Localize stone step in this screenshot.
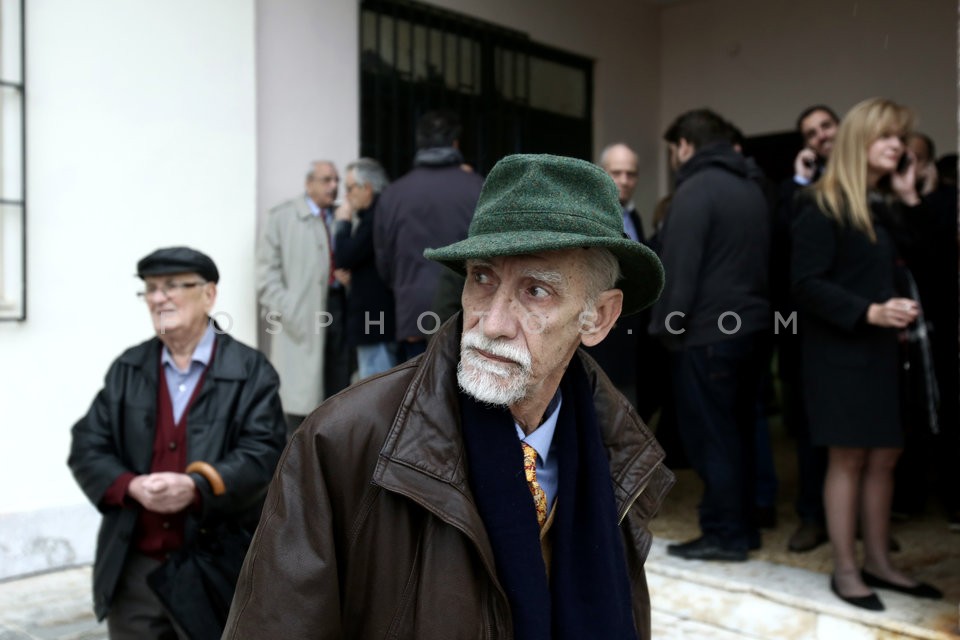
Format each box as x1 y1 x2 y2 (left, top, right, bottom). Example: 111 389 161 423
2 555 957 640
647 539 960 640
0 566 106 640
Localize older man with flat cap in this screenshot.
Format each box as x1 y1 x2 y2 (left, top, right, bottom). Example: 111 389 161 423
224 155 674 640
68 247 286 640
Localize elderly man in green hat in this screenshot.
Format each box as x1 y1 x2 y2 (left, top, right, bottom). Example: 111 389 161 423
224 154 674 640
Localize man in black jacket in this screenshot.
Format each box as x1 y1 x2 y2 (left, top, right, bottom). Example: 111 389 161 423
649 109 771 561
775 105 839 553
334 158 398 379
373 110 483 361
68 247 286 639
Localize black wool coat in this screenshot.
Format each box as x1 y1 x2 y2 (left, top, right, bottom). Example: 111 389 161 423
334 195 396 347
790 196 920 447
67 329 287 619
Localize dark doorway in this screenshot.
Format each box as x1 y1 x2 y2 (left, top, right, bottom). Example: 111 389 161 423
360 0 593 180
741 130 803 187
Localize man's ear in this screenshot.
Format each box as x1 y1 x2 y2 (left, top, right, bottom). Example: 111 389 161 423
579 289 623 347
678 138 696 164
203 282 218 313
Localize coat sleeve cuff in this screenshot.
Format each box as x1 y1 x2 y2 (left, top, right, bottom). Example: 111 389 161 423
100 471 137 509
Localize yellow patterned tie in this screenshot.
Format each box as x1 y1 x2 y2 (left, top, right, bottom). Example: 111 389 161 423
521 442 548 528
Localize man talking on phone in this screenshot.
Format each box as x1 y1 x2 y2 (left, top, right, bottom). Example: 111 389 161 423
774 104 840 554
791 105 839 185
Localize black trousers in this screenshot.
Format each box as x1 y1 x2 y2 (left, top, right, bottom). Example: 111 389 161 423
670 334 768 549
107 553 187 640
324 288 353 399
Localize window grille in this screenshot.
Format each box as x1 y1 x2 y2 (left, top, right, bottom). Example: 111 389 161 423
0 0 25 321
360 0 593 180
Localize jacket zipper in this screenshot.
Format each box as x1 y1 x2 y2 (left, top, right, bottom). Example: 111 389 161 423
481 583 493 640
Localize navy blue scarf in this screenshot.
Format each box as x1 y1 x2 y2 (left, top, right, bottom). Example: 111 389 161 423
460 356 638 640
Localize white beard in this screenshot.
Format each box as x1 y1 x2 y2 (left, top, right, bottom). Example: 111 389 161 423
457 331 532 407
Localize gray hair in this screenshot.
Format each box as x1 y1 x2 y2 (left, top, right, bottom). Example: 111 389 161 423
346 157 390 194
582 247 621 306
598 143 637 169
306 160 335 182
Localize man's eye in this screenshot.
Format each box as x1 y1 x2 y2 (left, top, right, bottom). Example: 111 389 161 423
473 271 490 284
528 286 549 298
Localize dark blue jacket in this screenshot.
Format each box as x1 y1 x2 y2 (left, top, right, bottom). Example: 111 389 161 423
334 196 396 346
649 143 771 349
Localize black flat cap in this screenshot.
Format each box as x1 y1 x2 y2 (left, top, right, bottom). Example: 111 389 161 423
136 246 219 283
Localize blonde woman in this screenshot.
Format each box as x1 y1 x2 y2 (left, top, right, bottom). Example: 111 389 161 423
791 97 942 610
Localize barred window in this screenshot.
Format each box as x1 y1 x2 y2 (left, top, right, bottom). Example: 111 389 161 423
0 0 24 320
360 0 593 180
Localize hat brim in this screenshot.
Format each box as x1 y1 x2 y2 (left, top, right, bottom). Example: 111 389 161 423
424 231 664 316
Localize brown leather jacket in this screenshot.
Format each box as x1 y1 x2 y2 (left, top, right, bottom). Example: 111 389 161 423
224 316 674 639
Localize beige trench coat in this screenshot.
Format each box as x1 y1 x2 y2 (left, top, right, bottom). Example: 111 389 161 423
256 195 330 415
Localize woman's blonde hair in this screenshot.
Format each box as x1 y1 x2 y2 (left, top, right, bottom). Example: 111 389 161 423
813 97 914 242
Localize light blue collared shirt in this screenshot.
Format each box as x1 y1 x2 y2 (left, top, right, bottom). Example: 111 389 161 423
622 204 641 242
161 322 215 424
515 392 562 510
305 194 321 216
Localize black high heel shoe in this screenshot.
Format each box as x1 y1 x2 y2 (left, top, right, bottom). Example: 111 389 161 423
830 577 884 611
861 570 943 600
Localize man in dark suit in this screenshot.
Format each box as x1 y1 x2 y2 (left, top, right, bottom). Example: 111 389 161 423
775 105 839 553
600 143 646 244
587 143 672 427
585 144 646 410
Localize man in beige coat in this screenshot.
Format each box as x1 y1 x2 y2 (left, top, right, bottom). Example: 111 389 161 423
257 160 349 435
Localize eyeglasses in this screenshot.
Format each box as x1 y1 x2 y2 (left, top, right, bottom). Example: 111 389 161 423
136 280 207 299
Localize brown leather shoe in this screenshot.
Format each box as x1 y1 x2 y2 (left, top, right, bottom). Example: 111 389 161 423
788 521 828 552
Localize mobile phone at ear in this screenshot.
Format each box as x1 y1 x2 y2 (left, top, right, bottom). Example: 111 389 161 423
896 154 912 174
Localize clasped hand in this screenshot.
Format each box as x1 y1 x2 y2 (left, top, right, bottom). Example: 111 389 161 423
129 472 196 513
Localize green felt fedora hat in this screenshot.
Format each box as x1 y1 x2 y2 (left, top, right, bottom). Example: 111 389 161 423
424 153 664 315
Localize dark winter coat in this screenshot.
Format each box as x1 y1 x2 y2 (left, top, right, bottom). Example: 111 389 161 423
648 142 771 349
223 315 674 639
334 195 396 346
791 195 918 447
374 160 483 341
67 329 286 619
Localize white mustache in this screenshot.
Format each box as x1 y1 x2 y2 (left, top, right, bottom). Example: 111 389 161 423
461 331 532 370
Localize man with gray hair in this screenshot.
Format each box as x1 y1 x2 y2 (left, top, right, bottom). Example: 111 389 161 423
333 158 398 379
591 142 669 426
225 154 673 640
257 160 351 436
599 142 645 243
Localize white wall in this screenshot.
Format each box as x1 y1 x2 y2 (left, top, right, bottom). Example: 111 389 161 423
0 0 257 578
659 0 957 190
255 0 361 230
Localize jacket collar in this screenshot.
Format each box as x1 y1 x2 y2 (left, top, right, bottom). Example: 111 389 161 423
413 146 464 168
118 321 247 386
674 141 748 189
297 195 318 220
